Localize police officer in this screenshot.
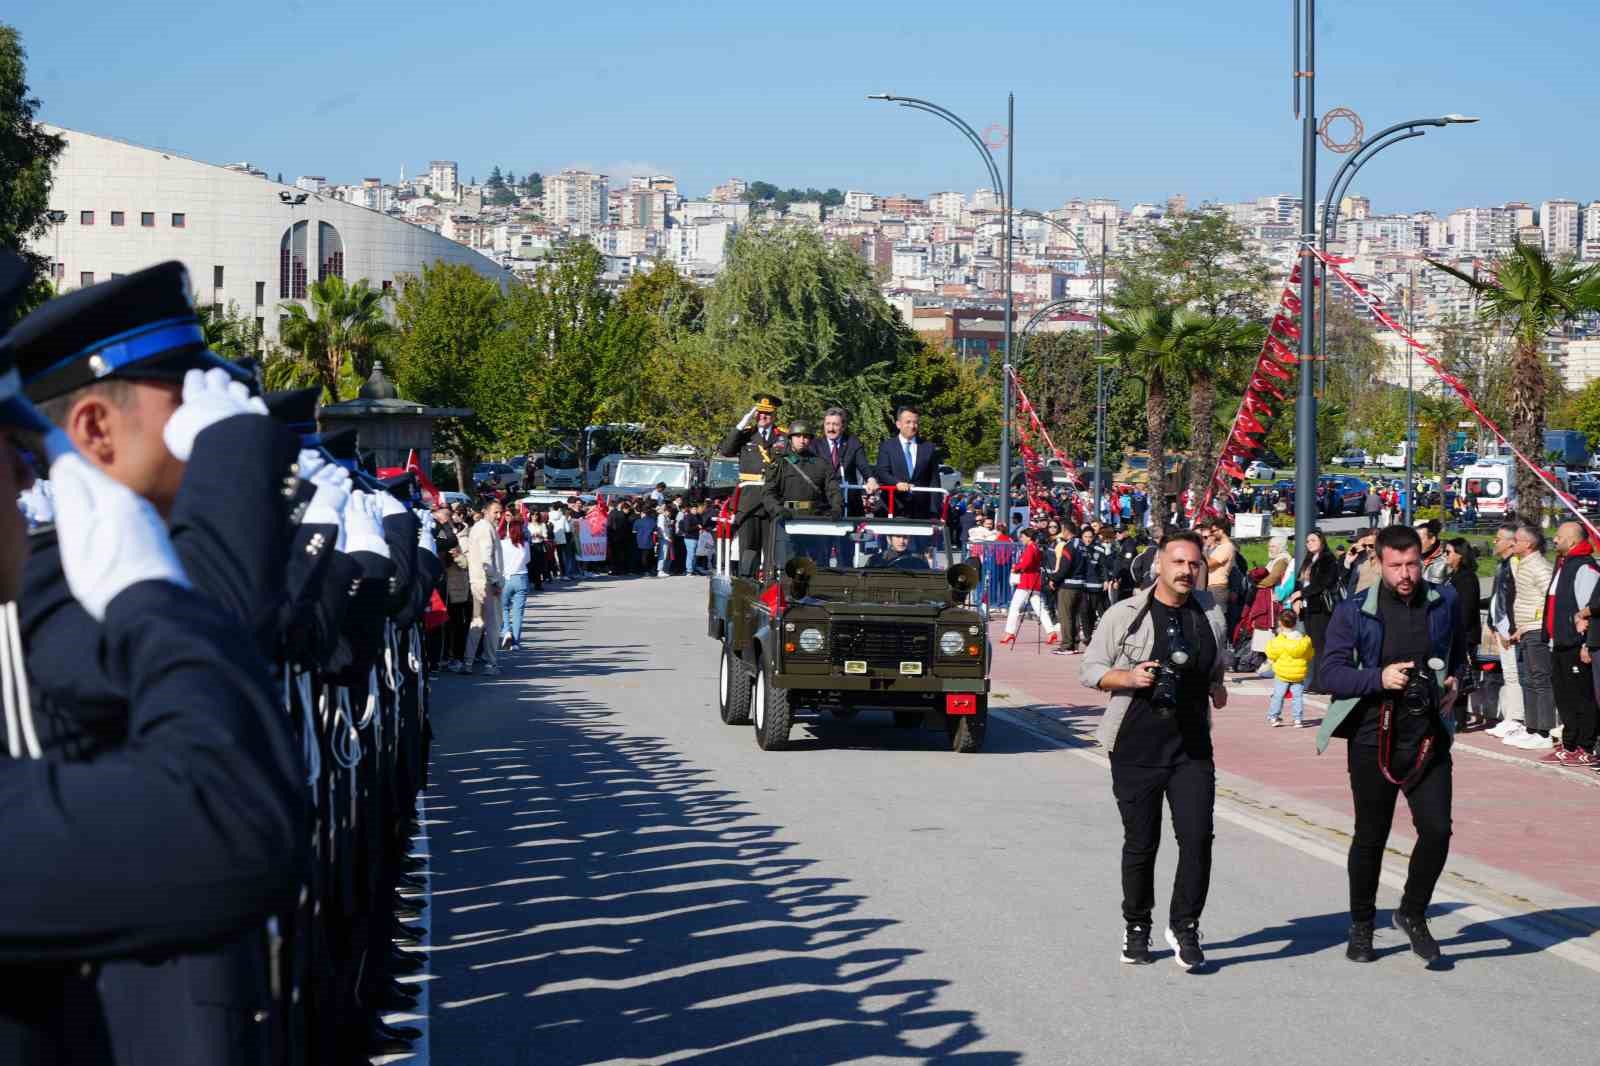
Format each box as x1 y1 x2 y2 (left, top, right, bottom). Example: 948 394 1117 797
0 253 306 1063
718 391 788 575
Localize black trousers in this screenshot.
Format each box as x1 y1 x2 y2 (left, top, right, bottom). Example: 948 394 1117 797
1346 742 1452 924
1078 590 1107 644
1551 645 1599 752
1110 757 1215 927
1303 609 1330 691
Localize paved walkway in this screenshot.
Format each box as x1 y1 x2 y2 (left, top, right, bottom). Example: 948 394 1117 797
987 617 1600 918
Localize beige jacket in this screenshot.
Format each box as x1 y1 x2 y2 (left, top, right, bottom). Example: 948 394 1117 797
1511 551 1552 635
466 518 504 596
1080 586 1228 752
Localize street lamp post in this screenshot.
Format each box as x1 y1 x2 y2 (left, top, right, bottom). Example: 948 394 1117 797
1293 0 1319 570
870 91 1013 519
46 210 67 293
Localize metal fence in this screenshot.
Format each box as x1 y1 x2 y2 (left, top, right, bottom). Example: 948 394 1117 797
968 541 1021 613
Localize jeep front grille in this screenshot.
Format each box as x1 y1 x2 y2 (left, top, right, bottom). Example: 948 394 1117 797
830 621 933 668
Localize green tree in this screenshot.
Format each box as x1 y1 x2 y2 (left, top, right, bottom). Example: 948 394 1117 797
1015 330 1100 460
1184 316 1266 494
0 23 65 323
390 261 505 487
704 227 915 441
1113 208 1271 320
1102 305 1215 529
278 276 394 401
888 340 1001 475
1555 377 1600 445
196 300 262 361
1430 244 1600 513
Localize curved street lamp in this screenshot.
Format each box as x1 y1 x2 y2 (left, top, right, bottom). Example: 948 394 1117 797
870 91 1015 520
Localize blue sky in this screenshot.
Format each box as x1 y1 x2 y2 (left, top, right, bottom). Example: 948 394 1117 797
8 0 1590 214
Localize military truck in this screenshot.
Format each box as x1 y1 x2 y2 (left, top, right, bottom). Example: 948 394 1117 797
707 490 990 753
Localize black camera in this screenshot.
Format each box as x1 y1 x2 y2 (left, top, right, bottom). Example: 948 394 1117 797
1150 617 1196 719
1399 657 1446 719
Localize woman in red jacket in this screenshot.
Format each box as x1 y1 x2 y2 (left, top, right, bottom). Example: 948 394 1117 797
1002 529 1061 645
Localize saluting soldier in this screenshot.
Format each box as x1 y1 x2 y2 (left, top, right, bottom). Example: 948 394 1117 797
717 391 789 575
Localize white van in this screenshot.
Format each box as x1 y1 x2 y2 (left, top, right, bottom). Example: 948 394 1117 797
1460 456 1515 515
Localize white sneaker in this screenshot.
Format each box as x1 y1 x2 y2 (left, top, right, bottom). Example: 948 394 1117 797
1486 719 1516 737
481 665 500 677
1510 732 1554 750
1499 724 1530 744
1550 724 1564 742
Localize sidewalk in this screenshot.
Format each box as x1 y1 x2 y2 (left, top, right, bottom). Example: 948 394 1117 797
986 618 1600 913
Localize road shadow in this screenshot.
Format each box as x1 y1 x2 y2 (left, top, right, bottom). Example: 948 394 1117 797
784 708 1067 756
1207 902 1600 970
425 653 1020 1064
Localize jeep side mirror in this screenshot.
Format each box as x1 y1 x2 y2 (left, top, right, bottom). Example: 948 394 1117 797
947 562 979 597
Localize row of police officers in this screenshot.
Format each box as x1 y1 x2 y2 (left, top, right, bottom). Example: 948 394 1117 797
0 253 436 1064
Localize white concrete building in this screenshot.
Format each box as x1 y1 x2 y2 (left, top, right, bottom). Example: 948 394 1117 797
928 191 965 223
32 127 503 350
1582 202 1600 261
544 169 609 231
1541 198 1580 257
429 160 458 202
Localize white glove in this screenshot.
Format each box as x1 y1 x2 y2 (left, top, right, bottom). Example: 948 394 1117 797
376 489 406 519
296 448 328 482
162 367 269 461
44 430 189 621
343 491 390 559
736 405 758 431
303 462 352 528
17 480 54 527
417 510 438 557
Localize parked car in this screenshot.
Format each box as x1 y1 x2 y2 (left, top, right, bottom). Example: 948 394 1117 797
1319 474 1368 515
1335 448 1368 467
938 464 961 492
1245 461 1275 480
1447 451 1478 470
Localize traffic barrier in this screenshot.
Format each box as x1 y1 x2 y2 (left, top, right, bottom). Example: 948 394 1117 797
969 540 1021 613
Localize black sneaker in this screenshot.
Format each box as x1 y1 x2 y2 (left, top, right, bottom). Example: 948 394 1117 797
1164 923 1205 971
1346 920 1376 963
1392 910 1440 962
1120 924 1154 965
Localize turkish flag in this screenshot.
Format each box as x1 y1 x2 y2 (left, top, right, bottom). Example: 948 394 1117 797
1266 335 1300 365
405 450 443 507
1257 359 1292 382
1250 377 1287 402
1237 413 1266 435
1270 316 1300 341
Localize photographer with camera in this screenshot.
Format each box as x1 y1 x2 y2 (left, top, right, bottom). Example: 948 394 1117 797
1318 525 1466 965
1081 531 1229 971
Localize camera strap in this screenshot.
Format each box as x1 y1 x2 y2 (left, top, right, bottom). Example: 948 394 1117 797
1377 697 1436 791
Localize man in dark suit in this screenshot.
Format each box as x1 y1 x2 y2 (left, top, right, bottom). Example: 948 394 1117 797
815 408 874 568
872 405 943 518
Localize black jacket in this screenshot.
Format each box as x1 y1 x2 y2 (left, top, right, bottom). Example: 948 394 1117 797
1298 551 1341 615
1449 562 1484 650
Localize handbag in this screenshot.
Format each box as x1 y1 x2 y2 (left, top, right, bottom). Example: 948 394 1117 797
423 589 448 631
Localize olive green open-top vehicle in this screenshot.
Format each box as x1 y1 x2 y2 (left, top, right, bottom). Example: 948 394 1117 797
707 491 990 752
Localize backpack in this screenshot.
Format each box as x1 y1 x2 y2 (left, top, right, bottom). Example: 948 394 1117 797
1224 554 1253 636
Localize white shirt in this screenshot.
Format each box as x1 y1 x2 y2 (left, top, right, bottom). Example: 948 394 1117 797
549 511 570 543
499 535 531 578
897 435 918 473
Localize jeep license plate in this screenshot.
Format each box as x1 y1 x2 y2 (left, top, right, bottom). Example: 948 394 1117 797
844 660 867 675
899 661 923 676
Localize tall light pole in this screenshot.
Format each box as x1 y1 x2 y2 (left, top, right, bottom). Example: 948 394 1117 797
1292 0 1318 568
870 91 1012 518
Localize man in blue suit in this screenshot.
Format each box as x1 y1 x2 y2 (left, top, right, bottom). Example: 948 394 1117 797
872 406 943 519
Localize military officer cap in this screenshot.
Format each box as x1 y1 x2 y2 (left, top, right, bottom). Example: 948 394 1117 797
8 260 252 404
378 472 416 504
265 385 322 443
319 426 361 470
787 419 814 438
0 251 52 434
752 391 783 414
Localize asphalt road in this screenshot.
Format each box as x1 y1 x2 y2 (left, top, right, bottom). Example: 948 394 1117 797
416 574 1597 1066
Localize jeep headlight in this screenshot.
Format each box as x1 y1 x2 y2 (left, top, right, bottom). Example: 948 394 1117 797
939 630 966 656
798 627 826 654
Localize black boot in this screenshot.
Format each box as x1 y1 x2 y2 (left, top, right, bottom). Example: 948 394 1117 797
1346 920 1376 963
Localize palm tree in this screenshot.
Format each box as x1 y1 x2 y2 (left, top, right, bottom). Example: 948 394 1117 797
278 276 395 401
1429 244 1600 513
1185 317 1267 498
1102 305 1214 531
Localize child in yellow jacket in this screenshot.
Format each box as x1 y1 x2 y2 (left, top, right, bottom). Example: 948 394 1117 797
1264 608 1314 728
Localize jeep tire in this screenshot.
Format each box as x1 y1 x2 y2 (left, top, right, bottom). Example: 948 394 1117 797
752 666 793 751
719 640 752 725
945 698 988 753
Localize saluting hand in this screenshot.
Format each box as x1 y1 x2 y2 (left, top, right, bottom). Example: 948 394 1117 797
45 430 189 621
343 491 390 559
162 367 268 461
303 462 351 528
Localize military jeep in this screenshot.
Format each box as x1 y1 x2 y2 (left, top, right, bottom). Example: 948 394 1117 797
707 503 990 753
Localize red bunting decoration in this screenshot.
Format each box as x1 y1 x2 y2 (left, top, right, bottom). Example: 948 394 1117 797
1221 462 1246 480
1270 316 1300 341
1256 358 1292 382
1236 412 1266 436
1265 335 1300 365
1249 377 1287 402
1242 395 1273 419
1281 292 1302 315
